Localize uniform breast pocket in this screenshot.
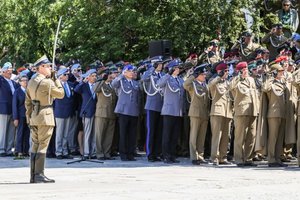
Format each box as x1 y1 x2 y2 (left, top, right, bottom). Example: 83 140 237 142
214 104 223 113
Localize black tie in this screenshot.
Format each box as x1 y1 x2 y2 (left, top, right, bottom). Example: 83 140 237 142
175 77 179 85
157 73 161 78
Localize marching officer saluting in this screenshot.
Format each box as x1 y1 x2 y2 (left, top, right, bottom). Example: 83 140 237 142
183 64 210 165
25 55 65 183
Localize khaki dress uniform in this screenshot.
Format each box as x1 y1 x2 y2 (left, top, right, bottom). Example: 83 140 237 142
208 76 233 164
93 80 117 159
25 73 64 182
229 76 259 164
183 75 210 162
262 77 287 164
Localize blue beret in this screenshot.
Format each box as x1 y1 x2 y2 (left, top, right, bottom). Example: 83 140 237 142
57 68 69 77
71 63 81 71
165 59 181 69
122 64 135 72
1 62 13 72
85 69 97 77
34 55 52 67
19 69 30 77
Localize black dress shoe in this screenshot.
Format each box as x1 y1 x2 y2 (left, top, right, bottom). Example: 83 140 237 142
192 160 201 165
236 163 245 167
105 157 115 160
56 155 63 160
244 162 257 167
62 155 73 159
128 156 136 161
89 155 97 159
70 151 81 156
153 157 162 162
171 158 180 163
134 153 142 157
0 152 6 157
163 158 173 164
268 162 288 167
148 158 155 162
98 157 106 160
121 158 129 161
198 159 208 164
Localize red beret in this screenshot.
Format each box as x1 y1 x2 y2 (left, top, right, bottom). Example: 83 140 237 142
236 62 248 71
17 67 27 73
216 63 227 71
275 56 288 63
189 53 198 59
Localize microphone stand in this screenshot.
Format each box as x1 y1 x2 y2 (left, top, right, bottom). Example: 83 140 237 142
67 80 103 164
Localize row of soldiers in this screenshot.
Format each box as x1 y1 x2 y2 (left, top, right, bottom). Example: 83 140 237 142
1 31 300 183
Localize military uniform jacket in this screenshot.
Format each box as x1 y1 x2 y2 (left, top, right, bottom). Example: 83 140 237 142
208 51 222 65
140 67 163 112
25 73 65 126
93 80 117 119
208 76 233 118
261 33 288 61
262 77 287 119
229 76 259 117
231 42 261 62
292 69 300 116
112 74 140 117
157 74 184 117
183 75 209 119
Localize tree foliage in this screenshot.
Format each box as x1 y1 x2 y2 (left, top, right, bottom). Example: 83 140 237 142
0 0 297 66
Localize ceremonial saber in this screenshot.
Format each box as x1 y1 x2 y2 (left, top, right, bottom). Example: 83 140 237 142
52 16 63 70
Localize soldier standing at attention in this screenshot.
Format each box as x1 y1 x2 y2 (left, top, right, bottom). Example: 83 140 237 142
25 55 64 183
157 59 184 164
229 62 259 167
183 65 210 165
208 63 233 165
112 64 140 161
261 24 288 62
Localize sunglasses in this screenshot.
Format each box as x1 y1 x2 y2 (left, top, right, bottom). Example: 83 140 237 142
74 69 82 72
283 4 290 6
63 73 69 76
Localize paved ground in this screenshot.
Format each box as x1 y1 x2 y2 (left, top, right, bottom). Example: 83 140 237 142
0 155 300 200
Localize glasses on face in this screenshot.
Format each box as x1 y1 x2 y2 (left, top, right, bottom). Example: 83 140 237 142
20 79 28 82
74 69 82 72
283 4 290 6
63 74 69 76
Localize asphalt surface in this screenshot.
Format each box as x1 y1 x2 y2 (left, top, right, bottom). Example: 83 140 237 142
0 155 300 200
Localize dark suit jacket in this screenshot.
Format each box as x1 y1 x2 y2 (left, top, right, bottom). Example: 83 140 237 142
74 82 97 118
54 81 76 118
0 76 19 115
12 87 26 120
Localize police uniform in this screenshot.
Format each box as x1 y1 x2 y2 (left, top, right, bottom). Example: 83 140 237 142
111 65 140 161
141 65 164 161
25 55 64 183
183 66 210 164
229 62 259 166
157 60 184 163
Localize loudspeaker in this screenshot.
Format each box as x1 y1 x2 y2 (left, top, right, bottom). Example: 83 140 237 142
148 40 172 57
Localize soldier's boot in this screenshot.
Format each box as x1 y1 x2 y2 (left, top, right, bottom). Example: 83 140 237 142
33 153 55 183
30 153 36 183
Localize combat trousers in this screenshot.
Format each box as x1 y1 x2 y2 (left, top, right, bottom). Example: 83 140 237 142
146 110 162 159
189 117 208 161
30 125 54 153
0 114 15 154
210 116 231 162
55 117 71 156
82 117 96 157
95 117 115 158
233 116 256 164
267 117 285 163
